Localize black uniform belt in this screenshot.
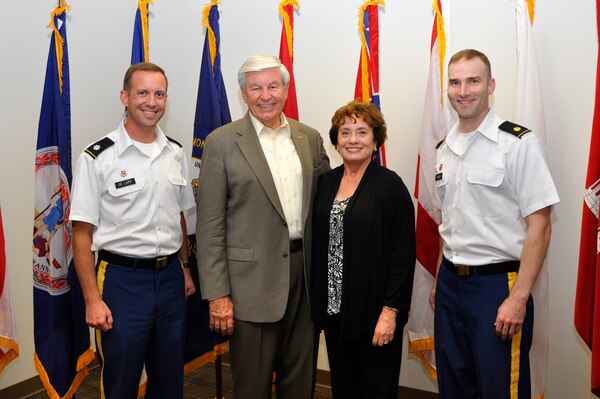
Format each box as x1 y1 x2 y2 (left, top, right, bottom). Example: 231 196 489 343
443 256 519 277
98 250 178 269
290 239 303 253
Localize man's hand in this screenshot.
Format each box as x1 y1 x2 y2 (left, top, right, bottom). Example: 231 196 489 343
209 296 234 336
495 296 527 341
86 298 113 332
494 207 551 341
183 268 196 298
429 280 437 311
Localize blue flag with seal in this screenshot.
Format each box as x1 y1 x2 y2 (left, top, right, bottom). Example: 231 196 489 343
131 0 152 64
33 4 94 398
191 0 231 175
184 0 231 374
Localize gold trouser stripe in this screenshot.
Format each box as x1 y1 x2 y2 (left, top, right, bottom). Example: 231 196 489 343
507 271 522 399
96 260 108 399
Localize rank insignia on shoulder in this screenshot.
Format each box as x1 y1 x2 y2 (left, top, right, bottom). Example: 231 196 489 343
166 136 183 147
435 172 443 181
85 137 115 159
499 121 531 139
435 135 447 149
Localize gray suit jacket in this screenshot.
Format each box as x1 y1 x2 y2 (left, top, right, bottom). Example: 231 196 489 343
196 113 330 323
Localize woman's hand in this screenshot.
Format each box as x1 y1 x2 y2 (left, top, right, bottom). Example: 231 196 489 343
372 307 397 346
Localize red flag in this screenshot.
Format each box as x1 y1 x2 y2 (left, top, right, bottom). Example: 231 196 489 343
0 206 19 374
575 1 600 395
354 0 386 166
278 0 299 120
407 0 451 377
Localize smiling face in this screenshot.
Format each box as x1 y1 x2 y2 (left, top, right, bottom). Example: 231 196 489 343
447 56 495 132
120 70 168 141
241 68 288 130
337 116 377 167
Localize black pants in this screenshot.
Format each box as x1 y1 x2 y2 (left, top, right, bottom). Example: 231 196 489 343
324 312 407 399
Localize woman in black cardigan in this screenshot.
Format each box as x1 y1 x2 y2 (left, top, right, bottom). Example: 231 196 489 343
312 101 416 399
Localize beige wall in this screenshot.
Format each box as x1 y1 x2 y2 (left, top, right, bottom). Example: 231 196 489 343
0 1 596 397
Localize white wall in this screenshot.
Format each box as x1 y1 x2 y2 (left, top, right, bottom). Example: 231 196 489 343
0 1 596 397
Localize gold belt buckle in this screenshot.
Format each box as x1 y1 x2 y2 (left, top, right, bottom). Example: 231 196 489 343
456 264 470 276
156 256 168 268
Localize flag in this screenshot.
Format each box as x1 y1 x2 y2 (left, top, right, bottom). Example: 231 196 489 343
575 0 600 396
183 234 229 373
515 1 549 397
407 0 451 378
130 4 153 391
185 0 231 374
354 0 386 166
278 0 300 121
0 206 18 374
131 0 153 64
33 4 94 398
191 0 232 176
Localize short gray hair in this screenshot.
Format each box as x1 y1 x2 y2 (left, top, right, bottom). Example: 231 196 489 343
238 55 290 89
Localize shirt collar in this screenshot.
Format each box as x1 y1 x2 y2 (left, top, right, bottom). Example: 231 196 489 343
446 108 499 151
116 118 170 155
476 109 500 142
249 112 289 137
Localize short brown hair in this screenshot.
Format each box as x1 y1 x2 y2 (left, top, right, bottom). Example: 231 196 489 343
448 49 492 79
329 101 387 149
123 62 168 92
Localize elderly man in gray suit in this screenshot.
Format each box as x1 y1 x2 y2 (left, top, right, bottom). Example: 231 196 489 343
196 54 330 398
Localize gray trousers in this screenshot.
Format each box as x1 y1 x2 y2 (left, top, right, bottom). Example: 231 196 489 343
229 249 316 399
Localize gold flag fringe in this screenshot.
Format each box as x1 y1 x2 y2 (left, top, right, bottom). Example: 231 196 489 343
138 0 153 63
526 0 535 24
0 336 19 374
47 3 70 95
201 0 222 69
278 0 300 59
432 0 446 108
357 0 385 103
34 346 94 399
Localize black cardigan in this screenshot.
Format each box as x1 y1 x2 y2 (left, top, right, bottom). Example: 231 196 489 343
311 162 416 340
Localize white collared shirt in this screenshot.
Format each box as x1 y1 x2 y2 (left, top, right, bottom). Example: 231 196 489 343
433 109 559 265
71 119 196 257
249 113 303 240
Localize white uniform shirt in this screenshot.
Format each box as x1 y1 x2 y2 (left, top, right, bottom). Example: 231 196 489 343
70 120 196 257
433 109 559 265
250 113 304 240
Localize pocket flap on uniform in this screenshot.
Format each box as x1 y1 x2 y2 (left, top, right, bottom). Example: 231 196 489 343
227 247 254 262
168 173 186 186
467 168 504 187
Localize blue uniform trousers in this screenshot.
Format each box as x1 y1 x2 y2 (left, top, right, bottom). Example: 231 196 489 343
95 257 186 399
434 261 533 399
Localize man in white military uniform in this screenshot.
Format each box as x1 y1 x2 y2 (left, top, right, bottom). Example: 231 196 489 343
429 49 559 399
71 62 196 398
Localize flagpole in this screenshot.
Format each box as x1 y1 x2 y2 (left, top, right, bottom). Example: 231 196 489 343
215 354 223 399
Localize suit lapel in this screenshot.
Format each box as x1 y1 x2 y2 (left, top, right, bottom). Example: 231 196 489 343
236 114 286 221
289 119 313 225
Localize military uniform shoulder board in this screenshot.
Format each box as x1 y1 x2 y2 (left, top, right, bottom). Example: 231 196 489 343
435 135 447 149
84 137 115 159
499 121 531 139
166 136 182 147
